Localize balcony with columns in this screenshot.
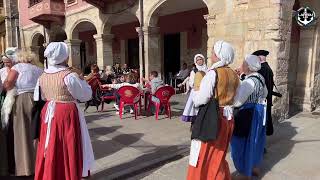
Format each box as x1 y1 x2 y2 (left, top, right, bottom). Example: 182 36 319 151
28 0 65 27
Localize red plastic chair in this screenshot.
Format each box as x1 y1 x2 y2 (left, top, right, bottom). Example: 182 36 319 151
117 86 142 120
100 82 116 112
148 86 175 120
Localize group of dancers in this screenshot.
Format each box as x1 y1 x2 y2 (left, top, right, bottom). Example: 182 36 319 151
182 40 279 180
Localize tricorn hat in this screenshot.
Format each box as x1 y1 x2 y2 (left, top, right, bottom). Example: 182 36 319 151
252 50 269 57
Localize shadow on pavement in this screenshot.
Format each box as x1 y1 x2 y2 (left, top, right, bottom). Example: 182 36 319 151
260 121 298 179
90 125 144 159
91 145 189 180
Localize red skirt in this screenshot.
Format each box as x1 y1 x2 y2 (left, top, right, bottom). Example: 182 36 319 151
35 102 83 180
187 112 234 180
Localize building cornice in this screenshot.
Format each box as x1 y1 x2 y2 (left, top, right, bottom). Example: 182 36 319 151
65 4 96 17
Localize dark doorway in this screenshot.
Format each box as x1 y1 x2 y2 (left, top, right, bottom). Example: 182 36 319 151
80 41 88 74
127 38 139 69
164 33 180 83
37 36 45 64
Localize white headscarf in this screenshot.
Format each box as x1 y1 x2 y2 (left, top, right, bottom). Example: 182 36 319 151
3 47 18 63
194 54 207 72
245 54 261 72
44 42 69 66
211 40 235 69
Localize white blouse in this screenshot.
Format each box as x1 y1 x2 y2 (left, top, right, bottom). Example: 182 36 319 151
33 65 94 177
233 72 268 107
12 63 43 95
34 65 92 102
0 67 9 83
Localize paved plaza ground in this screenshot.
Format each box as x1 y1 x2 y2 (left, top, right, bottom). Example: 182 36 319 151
2 94 320 180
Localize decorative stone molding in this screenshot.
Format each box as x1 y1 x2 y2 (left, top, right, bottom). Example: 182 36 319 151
142 26 160 36
93 34 114 42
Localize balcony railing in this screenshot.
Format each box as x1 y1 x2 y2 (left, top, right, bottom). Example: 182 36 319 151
28 0 65 27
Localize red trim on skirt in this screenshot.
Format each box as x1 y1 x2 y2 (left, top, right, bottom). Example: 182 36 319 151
187 112 234 180
35 102 83 180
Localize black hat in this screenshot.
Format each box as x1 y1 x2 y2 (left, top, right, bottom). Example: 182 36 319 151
252 50 269 56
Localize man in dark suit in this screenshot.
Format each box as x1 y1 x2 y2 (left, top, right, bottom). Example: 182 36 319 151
252 50 282 137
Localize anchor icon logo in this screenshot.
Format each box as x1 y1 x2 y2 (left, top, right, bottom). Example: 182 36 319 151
296 7 316 27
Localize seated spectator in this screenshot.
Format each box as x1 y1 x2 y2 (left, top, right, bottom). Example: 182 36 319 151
122 64 130 74
85 64 100 81
113 63 122 75
101 73 142 114
176 63 189 80
100 65 115 84
118 74 125 83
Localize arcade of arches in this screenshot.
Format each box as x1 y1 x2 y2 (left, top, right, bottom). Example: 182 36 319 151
20 0 320 120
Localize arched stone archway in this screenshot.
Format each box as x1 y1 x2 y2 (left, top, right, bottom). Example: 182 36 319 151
31 33 45 64
143 0 209 82
101 11 141 70
68 21 98 72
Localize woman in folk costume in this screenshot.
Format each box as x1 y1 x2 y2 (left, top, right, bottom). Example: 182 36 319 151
0 48 17 176
187 41 240 180
34 42 94 180
231 55 268 180
3 50 43 176
181 54 207 123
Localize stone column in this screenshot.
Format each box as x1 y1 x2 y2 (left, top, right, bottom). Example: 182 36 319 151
65 39 82 69
94 34 114 70
142 26 161 78
1 36 5 54
204 14 217 68
293 26 318 111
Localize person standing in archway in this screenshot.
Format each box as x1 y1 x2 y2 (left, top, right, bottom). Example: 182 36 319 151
187 41 240 180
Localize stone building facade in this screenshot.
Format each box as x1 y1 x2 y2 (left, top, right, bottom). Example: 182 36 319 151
19 0 320 120
0 0 19 54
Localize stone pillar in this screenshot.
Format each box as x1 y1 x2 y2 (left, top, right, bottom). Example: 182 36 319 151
293 26 318 112
120 39 126 65
94 34 114 70
204 14 217 68
1 36 5 54
65 39 82 69
143 26 161 78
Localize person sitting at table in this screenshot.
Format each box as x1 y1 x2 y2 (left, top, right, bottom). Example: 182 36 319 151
141 71 165 114
177 64 197 94
118 74 125 83
85 64 100 81
122 64 130 75
113 63 122 75
176 63 189 80
100 65 115 84
101 73 142 114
